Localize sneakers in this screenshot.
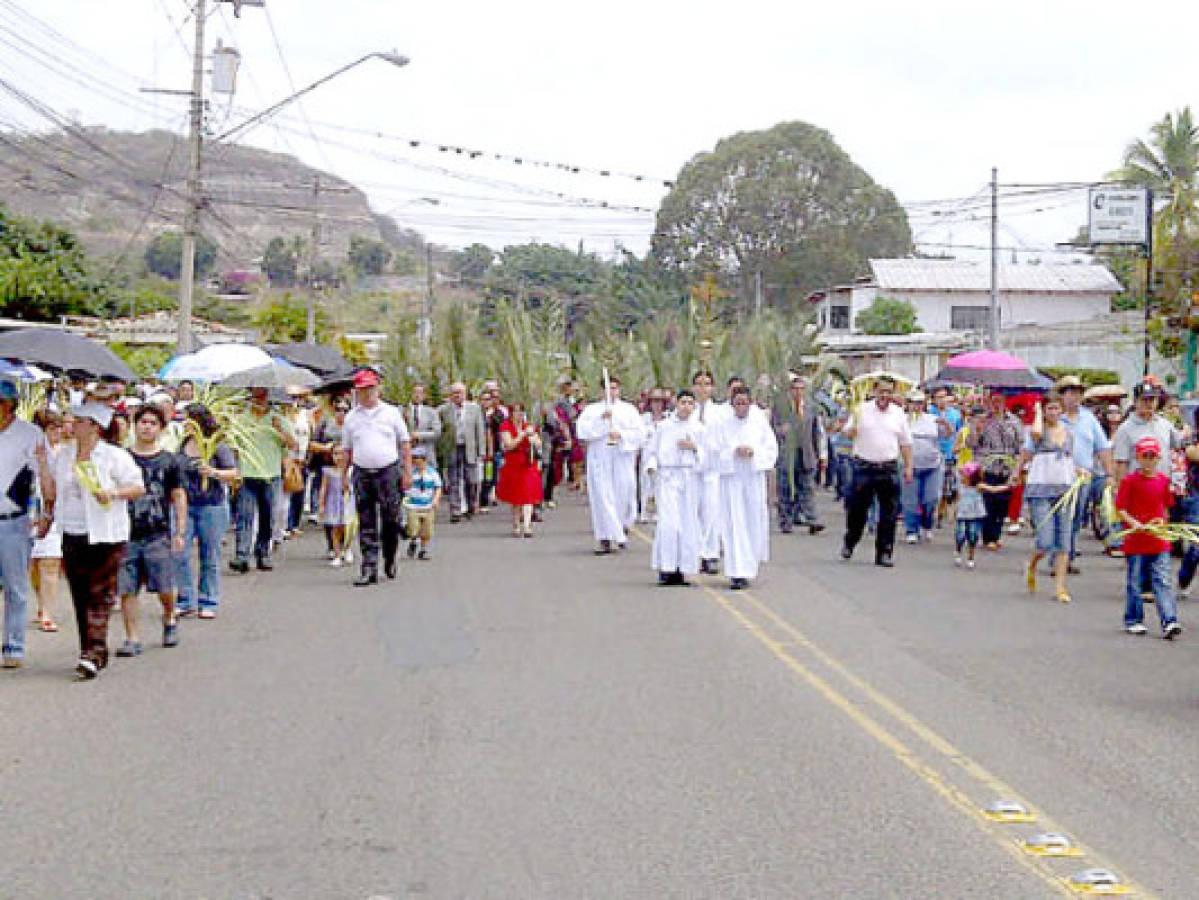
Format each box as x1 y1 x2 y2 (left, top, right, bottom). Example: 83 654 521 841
342 548 353 564
75 657 98 680
905 533 919 544
407 539 418 559
417 547 430 560
953 555 962 567
330 556 343 568
229 558 249 574
327 549 338 561
1164 621 1183 640
966 559 976 570
1126 623 1148 635
163 623 180 648
2 656 21 669
116 640 143 658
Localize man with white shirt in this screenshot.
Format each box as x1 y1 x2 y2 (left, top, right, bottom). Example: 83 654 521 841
0 379 43 669
342 368 411 586
644 389 706 585
691 369 727 573
841 375 914 567
576 373 645 554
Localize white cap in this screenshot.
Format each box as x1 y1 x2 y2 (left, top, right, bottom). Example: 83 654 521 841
70 402 113 430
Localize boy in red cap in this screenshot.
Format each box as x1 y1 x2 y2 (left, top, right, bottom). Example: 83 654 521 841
1116 436 1182 638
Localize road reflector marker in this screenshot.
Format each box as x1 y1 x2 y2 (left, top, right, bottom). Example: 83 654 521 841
1022 832 1085 857
983 799 1036 823
1065 868 1133 894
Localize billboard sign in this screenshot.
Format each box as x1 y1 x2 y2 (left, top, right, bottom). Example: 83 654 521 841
1088 187 1151 245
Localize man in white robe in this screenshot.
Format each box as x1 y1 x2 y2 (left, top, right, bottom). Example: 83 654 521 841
638 389 671 523
715 386 779 589
576 374 645 553
645 390 706 585
691 370 727 573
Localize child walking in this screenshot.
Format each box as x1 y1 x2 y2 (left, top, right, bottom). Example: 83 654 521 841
403 448 442 560
318 447 352 567
1116 436 1182 638
954 462 986 569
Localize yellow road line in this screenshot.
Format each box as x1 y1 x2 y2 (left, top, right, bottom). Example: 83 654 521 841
628 527 1151 898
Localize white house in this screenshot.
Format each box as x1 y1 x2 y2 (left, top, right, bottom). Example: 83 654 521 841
819 259 1123 335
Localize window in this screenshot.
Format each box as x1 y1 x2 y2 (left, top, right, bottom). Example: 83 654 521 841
951 306 993 331
829 305 850 329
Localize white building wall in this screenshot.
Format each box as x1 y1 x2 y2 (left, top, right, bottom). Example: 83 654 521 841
889 290 1110 333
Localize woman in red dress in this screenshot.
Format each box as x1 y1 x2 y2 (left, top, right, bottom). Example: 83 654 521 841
496 403 544 537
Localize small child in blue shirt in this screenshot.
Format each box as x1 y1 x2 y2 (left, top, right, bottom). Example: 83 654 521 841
403 448 443 560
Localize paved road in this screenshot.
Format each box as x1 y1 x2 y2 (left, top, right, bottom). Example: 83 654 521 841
2 490 1198 897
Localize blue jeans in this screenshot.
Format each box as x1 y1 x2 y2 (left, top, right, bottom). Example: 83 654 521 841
0 515 33 660
955 518 982 551
1125 553 1178 629
1177 496 1199 589
234 477 279 562
176 503 229 611
1028 495 1070 559
902 466 941 534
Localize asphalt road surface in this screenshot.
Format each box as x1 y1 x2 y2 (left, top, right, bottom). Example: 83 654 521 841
3 490 1198 898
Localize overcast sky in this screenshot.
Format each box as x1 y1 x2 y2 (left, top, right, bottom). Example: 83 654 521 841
3 0 1197 260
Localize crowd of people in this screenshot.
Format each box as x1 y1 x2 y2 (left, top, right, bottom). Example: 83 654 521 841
2 360 1193 681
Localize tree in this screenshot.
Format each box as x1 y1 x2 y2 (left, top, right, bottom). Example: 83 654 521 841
262 236 302 287
483 243 605 331
451 243 495 284
855 296 919 335
143 230 217 280
1111 108 1199 352
0 206 106 319
251 292 330 343
652 121 912 311
348 234 392 277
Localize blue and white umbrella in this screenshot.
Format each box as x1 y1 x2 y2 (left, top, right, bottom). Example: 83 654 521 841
159 343 273 382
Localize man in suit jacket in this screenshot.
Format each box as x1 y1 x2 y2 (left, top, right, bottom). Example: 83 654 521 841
436 381 485 521
404 383 442 464
773 375 826 534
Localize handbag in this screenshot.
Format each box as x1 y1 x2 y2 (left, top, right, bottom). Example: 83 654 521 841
282 458 305 494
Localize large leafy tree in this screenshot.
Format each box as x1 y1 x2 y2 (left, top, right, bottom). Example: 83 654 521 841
483 242 606 331
144 230 217 280
262 236 303 287
652 122 912 311
348 234 392 277
0 206 105 319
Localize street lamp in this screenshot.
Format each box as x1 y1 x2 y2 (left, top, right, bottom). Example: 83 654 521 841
214 51 409 144
175 48 410 353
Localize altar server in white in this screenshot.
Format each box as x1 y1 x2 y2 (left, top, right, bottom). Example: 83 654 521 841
715 385 779 589
691 370 727 573
576 374 645 554
644 389 706 585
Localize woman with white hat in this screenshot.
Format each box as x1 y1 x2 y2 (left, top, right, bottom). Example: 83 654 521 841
38 401 145 680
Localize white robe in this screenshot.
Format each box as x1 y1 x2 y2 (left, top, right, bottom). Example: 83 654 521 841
639 411 666 519
715 411 779 579
577 399 645 543
695 399 729 559
645 413 706 575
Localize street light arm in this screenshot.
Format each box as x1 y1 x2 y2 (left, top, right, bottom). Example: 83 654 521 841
214 52 408 144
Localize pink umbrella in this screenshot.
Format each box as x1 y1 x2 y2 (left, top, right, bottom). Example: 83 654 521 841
933 350 1049 389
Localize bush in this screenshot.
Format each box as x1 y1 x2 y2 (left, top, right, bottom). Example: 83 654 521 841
1036 366 1121 386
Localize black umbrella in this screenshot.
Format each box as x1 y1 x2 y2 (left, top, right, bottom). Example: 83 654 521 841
272 342 353 377
0 327 134 380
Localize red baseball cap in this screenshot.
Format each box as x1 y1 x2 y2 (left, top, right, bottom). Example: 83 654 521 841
352 368 381 389
1135 436 1161 458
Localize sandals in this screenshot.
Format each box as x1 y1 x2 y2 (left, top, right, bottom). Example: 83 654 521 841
38 617 58 633
1055 591 1071 604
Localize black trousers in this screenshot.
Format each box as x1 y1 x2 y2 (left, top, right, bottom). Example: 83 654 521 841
354 462 403 574
982 487 1012 545
844 459 900 559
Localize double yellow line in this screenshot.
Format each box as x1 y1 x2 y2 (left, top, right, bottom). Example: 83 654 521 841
629 528 1152 898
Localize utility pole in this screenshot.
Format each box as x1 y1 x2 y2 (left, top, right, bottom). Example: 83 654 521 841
988 166 999 350
307 175 321 344
421 243 434 350
176 0 207 354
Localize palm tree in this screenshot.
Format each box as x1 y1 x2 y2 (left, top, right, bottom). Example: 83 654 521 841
1114 108 1199 322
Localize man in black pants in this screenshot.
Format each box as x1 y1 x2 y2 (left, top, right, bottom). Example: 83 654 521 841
341 368 412 586
841 376 914 567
